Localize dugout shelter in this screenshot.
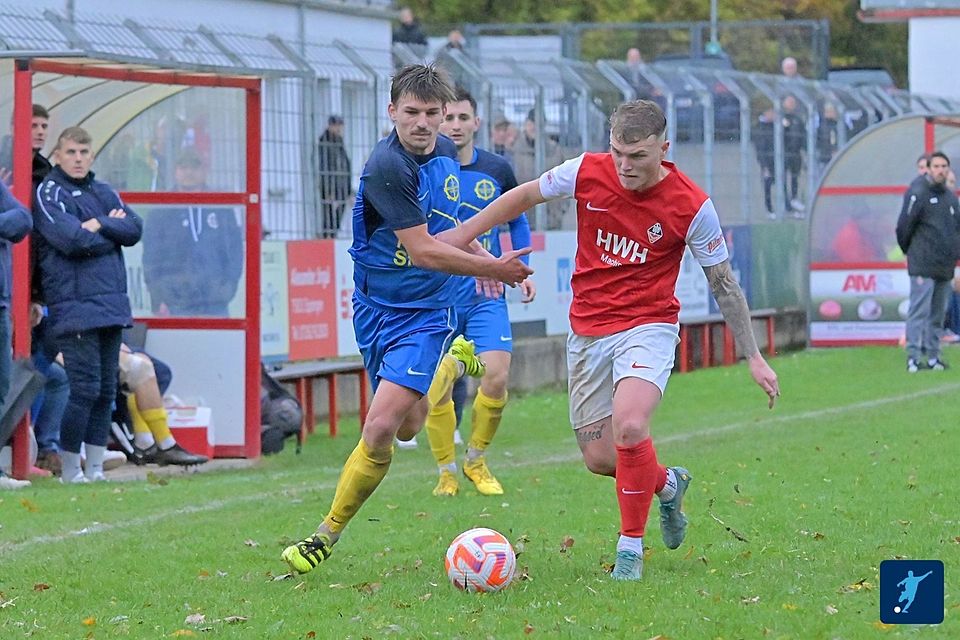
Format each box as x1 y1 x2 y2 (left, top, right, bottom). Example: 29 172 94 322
808 113 960 346
2 53 263 478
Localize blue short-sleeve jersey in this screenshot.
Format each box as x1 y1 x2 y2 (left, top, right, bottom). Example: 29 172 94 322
349 131 461 309
455 147 531 307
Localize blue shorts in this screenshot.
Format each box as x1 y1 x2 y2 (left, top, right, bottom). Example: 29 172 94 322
456 298 512 355
353 295 456 395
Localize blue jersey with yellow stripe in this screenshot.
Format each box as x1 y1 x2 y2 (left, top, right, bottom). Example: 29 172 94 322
349 131 461 309
455 147 531 306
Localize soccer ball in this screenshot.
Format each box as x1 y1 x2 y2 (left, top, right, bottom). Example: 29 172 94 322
444 527 516 592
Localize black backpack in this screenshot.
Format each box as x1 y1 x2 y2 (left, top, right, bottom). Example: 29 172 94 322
260 364 304 455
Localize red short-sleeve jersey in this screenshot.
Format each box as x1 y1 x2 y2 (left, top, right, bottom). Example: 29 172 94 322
539 153 729 336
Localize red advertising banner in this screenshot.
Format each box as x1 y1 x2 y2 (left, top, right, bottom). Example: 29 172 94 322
287 240 338 360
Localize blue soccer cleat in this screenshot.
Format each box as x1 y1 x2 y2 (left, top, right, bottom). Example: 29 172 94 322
610 549 643 581
660 466 692 550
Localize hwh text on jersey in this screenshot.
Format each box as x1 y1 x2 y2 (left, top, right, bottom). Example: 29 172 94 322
596 228 648 266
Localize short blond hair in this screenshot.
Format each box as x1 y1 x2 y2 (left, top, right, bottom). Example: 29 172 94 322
609 100 666 144
55 126 92 149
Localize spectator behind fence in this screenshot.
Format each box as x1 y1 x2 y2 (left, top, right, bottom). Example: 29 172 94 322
511 108 564 228
0 104 52 192
625 47 660 103
318 115 352 238
443 29 465 52
753 107 776 218
392 6 428 47
817 102 839 172
896 151 960 373
782 95 806 214
142 148 243 316
0 181 33 490
32 126 142 483
490 113 517 165
781 56 799 79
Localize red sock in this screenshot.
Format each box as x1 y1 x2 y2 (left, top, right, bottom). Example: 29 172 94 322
615 438 660 537
655 465 667 493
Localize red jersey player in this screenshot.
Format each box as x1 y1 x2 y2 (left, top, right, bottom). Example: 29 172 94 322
439 100 780 580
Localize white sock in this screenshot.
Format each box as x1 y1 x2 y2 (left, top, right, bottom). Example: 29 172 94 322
658 468 678 502
84 444 106 479
466 447 485 462
439 462 457 475
158 436 176 450
134 433 155 449
617 534 644 556
61 450 83 480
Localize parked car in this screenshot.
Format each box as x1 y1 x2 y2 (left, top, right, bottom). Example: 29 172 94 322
827 66 897 91
651 53 741 142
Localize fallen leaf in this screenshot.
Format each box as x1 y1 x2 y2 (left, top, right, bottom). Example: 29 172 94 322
33 583 50 591
19 499 39 513
559 536 575 552
386 504 398 510
185 613 206 625
524 623 535 634
146 471 168 486
812 532 825 541
682 546 695 560
872 621 894 630
419 593 432 602
82 617 96 626
272 573 293 581
897 520 911 526
782 603 798 611
355 581 382 595
109 615 129 624
243 539 259 548
733 483 741 493
953 536 960 544
171 631 196 637
197 570 210 580
741 596 760 605
306 632 316 639
825 605 838 615
222 616 247 624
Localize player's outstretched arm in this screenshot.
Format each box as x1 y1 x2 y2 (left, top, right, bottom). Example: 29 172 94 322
437 180 546 250
704 260 780 408
397 224 532 286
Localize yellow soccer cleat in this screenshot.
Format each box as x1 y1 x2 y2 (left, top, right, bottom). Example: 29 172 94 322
449 336 486 378
432 469 460 496
281 533 333 574
463 457 504 496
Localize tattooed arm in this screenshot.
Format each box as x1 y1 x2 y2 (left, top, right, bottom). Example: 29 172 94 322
703 259 780 408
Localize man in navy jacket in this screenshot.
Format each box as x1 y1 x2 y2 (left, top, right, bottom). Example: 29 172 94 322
0 181 33 489
33 126 142 483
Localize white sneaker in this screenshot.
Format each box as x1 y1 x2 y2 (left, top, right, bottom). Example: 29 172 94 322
453 429 464 446
0 474 31 490
86 472 107 482
102 450 127 471
395 436 419 450
60 471 89 484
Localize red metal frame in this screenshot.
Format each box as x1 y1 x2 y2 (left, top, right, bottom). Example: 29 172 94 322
7 57 263 478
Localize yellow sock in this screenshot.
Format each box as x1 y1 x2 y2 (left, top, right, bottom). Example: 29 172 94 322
143 407 173 443
426 400 457 466
469 388 508 452
127 394 151 435
323 438 393 534
427 355 460 407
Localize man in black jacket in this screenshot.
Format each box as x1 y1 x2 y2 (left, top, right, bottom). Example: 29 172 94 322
0 104 53 192
33 127 142 482
318 116 352 238
392 7 428 47
896 151 960 372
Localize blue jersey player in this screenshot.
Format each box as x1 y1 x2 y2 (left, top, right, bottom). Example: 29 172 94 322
425 88 537 498
282 65 533 576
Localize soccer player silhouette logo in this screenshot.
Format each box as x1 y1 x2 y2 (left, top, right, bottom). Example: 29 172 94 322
895 570 932 614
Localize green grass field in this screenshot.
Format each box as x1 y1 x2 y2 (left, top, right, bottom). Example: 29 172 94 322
1 347 957 639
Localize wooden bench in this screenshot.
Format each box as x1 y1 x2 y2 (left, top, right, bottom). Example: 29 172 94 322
678 308 777 373
269 360 369 444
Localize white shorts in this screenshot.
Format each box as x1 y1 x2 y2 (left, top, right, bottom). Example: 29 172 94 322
566 323 680 429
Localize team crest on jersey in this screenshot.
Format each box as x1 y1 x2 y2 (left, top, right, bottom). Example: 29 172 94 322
474 179 496 201
443 174 460 201
647 223 663 244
